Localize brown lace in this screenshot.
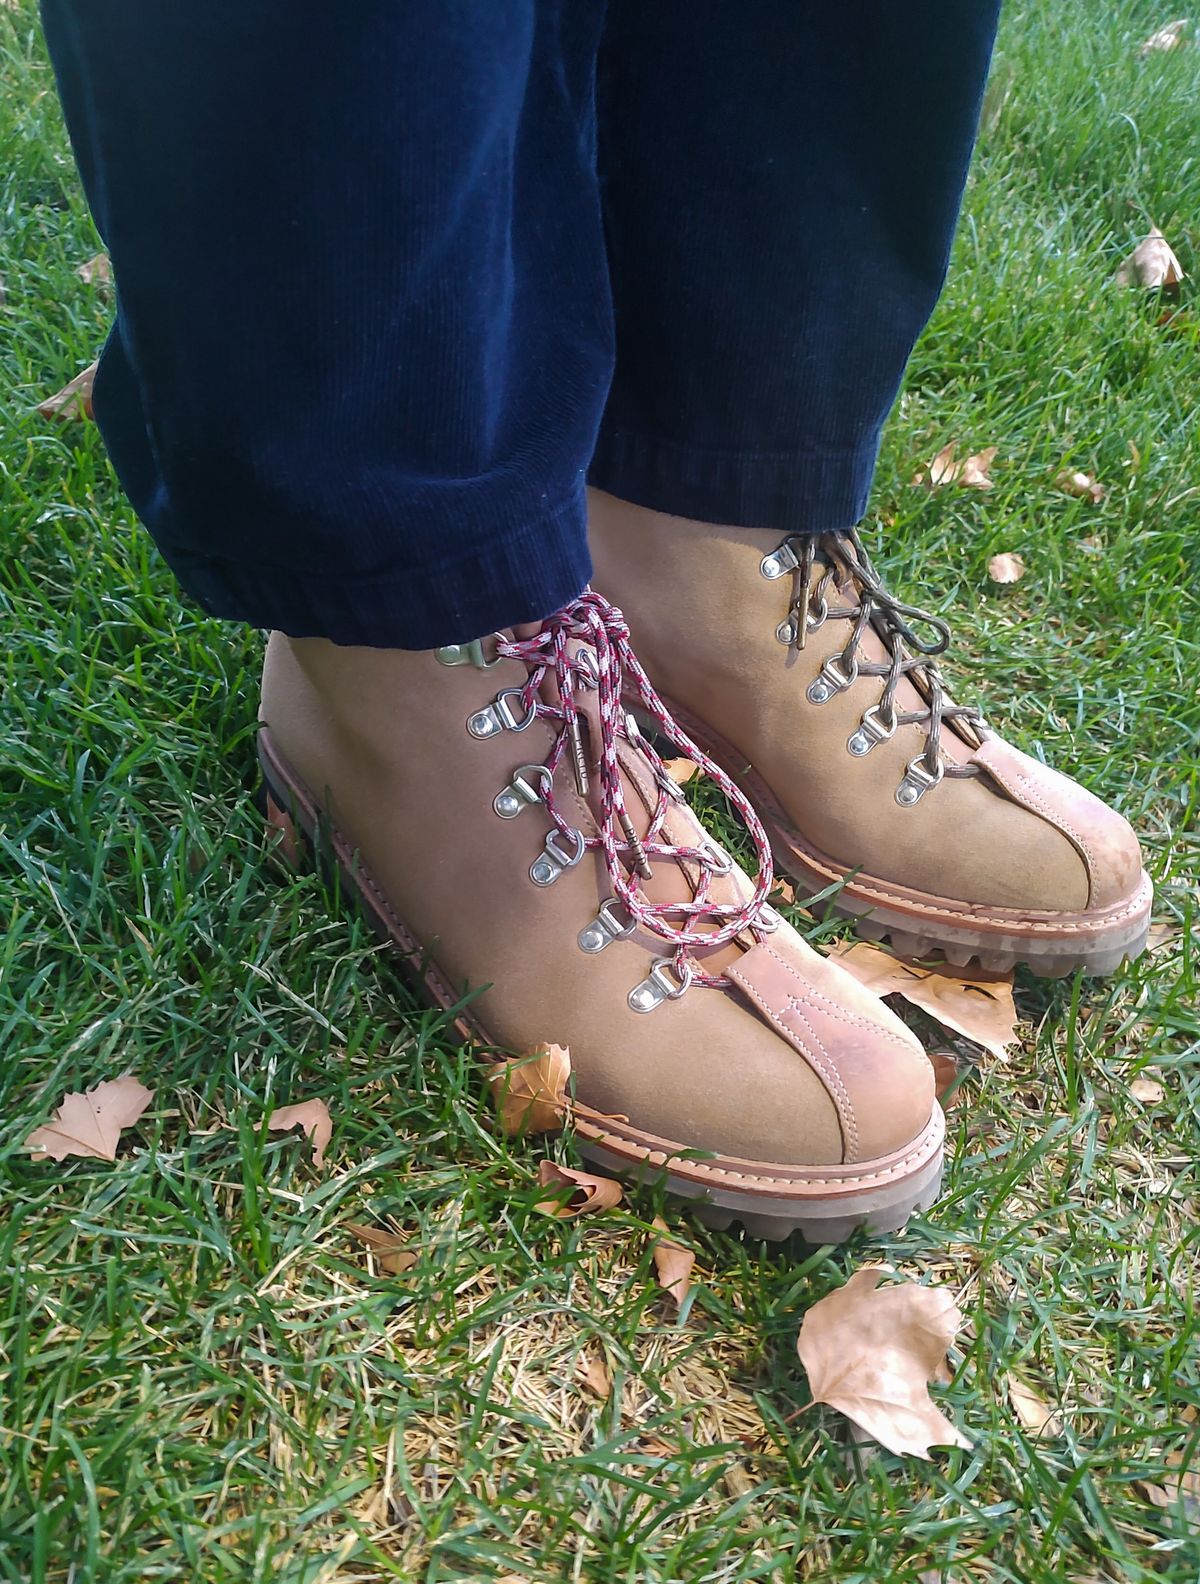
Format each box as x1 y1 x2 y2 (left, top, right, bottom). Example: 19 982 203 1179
779 527 989 779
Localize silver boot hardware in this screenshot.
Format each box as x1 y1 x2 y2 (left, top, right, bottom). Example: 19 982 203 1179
530 826 586 887
577 898 636 954
807 654 858 705
760 543 803 581
847 703 898 757
435 637 501 669
776 591 829 648
493 763 553 819
573 648 601 689
628 955 694 1014
896 755 945 807
467 687 537 739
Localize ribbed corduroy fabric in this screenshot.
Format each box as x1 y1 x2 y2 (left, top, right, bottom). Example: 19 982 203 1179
41 1 999 648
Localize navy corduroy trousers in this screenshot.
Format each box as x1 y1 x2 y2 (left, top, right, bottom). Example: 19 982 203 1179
41 1 1000 649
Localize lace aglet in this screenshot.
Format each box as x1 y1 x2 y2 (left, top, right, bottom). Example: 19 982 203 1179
568 714 590 797
796 578 810 650
619 810 653 881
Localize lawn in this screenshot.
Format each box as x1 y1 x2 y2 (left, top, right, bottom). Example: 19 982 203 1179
2 2 1198 1580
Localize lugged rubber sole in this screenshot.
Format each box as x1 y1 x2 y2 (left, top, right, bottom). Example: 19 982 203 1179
629 697 1153 979
255 728 946 1242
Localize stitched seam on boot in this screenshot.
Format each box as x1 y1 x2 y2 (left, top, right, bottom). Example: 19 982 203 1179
728 971 859 1164
759 943 917 1054
987 759 1099 906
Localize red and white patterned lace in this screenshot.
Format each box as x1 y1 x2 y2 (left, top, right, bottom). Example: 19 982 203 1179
495 589 775 988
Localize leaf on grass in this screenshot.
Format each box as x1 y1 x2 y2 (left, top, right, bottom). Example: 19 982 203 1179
1147 921 1181 955
268 1098 332 1168
25 1076 154 1162
534 1161 623 1219
650 1216 695 1312
987 551 1026 585
1130 1076 1166 1105
913 443 998 491
344 1221 417 1275
1136 1451 1200 1526
797 1267 971 1459
1006 1375 1065 1439
489 1042 571 1135
829 941 1018 1061
1055 469 1106 504
77 253 112 286
37 361 97 422
661 757 698 786
1140 19 1188 54
928 1051 967 1110
576 1351 612 1397
1114 228 1185 291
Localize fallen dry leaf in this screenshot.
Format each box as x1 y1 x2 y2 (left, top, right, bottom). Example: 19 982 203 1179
268 1098 332 1168
1114 228 1185 291
1140 18 1188 53
1007 1374 1065 1439
829 941 1018 1061
661 756 698 786
1136 1450 1200 1526
344 1221 417 1275
1055 469 1106 504
650 1216 695 1312
928 1051 967 1110
1130 1076 1166 1105
25 1076 153 1162
1147 921 1181 955
914 443 998 490
77 252 112 286
987 551 1026 585
37 361 97 422
576 1351 612 1398
489 1042 571 1135
797 1267 971 1458
534 1160 623 1218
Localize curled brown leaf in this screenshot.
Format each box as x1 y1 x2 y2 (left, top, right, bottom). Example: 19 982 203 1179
1006 1374 1065 1439
489 1042 571 1135
38 362 97 422
914 443 997 490
344 1221 418 1275
77 253 112 286
650 1216 695 1312
1055 469 1106 504
1140 19 1188 54
535 1160 623 1218
1114 228 1185 291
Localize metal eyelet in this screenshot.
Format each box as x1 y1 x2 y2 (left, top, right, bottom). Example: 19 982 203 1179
776 593 830 647
573 648 601 689
435 635 503 669
895 755 945 807
847 703 899 757
760 542 802 581
467 686 538 739
807 654 858 705
577 898 636 954
701 843 733 877
756 903 782 933
628 956 694 1013
529 826 586 886
493 763 553 819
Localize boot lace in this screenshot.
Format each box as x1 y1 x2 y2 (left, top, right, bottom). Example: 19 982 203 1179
493 590 777 990
772 527 988 785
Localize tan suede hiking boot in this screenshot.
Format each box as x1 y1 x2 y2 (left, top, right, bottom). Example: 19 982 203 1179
588 492 1152 978
256 592 943 1241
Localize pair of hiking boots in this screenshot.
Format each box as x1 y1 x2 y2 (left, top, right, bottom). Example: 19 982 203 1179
257 496 1151 1241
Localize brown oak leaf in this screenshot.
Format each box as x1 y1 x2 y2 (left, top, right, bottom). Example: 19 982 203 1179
344 1221 417 1275
25 1076 153 1162
914 443 997 490
797 1267 971 1458
268 1098 333 1168
1114 228 1185 291
650 1216 695 1312
829 941 1017 1060
489 1042 571 1135
38 362 97 422
987 551 1026 584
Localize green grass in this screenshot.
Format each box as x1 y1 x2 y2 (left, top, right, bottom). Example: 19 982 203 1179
2 1 1198 1580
